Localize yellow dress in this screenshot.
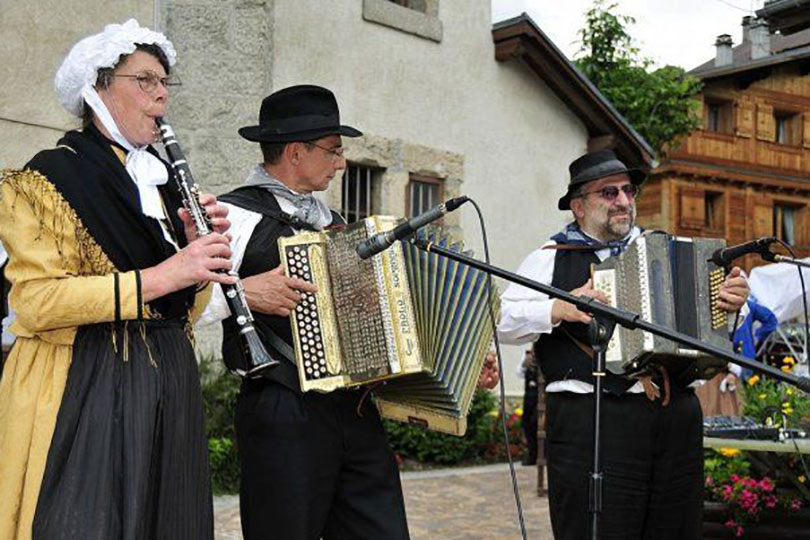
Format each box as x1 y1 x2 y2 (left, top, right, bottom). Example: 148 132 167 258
0 139 211 540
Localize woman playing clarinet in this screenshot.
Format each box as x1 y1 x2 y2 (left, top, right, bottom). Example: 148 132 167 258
0 20 233 540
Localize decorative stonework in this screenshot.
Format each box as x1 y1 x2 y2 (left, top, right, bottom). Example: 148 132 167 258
362 0 442 42
327 133 464 236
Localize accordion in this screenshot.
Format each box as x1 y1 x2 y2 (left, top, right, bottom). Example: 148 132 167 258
278 216 496 435
591 233 730 379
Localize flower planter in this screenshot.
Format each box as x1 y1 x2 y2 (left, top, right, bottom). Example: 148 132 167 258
703 501 810 539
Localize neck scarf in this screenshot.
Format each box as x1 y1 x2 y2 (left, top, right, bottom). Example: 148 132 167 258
244 165 332 230
550 222 634 256
82 85 168 221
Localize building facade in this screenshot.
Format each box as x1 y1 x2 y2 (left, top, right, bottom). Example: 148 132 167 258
1 1 652 394
639 17 810 271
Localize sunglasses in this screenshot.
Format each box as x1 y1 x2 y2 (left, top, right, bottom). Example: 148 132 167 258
575 183 639 201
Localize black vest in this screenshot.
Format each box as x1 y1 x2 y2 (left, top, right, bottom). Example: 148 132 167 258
219 186 343 393
533 248 635 395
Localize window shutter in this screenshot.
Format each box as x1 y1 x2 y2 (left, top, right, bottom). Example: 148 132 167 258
803 114 810 149
751 199 773 238
756 104 775 142
727 192 747 244
679 188 705 229
795 205 808 246
735 101 754 138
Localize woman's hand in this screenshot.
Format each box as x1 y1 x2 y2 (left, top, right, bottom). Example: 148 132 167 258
178 193 231 243
141 233 237 302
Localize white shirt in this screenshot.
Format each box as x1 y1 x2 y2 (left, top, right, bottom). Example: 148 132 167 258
497 227 646 394
197 194 321 327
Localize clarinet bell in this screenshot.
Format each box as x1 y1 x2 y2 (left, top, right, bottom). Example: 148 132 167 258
244 329 280 377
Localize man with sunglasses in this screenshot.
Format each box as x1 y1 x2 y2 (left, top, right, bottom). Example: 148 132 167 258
498 149 748 540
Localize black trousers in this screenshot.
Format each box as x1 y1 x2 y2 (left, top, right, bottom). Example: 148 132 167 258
522 384 539 464
235 380 410 540
546 390 703 540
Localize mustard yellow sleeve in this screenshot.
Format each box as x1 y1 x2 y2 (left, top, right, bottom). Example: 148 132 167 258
189 281 213 324
0 170 144 334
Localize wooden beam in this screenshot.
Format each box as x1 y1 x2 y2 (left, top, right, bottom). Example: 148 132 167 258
588 134 616 152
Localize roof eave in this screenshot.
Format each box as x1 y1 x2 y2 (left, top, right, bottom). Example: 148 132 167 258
492 13 656 169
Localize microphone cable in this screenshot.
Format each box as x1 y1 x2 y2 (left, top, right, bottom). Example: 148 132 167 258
468 197 529 540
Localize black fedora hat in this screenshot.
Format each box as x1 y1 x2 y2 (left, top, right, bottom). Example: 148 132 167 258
557 149 646 210
239 85 362 143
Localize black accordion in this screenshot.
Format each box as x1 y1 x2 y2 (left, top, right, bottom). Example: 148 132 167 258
591 232 731 379
278 216 496 435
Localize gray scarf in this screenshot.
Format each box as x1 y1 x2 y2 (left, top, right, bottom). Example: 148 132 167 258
244 165 332 230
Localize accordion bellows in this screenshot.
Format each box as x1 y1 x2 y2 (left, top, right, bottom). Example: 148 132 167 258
279 216 496 435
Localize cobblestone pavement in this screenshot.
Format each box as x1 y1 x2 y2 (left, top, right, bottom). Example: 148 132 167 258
214 463 553 540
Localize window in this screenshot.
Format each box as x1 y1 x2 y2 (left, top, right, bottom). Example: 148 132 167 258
775 110 801 146
407 174 442 217
341 164 379 224
705 98 733 134
773 202 800 245
704 191 725 233
387 0 427 11
363 0 442 42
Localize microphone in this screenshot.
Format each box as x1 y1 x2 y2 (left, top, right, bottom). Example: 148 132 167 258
356 196 469 259
710 237 779 267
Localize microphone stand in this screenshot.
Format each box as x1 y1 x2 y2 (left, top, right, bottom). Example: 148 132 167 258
773 254 810 270
408 236 810 540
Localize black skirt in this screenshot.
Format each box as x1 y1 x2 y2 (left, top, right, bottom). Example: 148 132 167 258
32 320 213 540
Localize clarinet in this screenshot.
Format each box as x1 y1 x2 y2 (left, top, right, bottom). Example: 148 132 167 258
156 118 278 377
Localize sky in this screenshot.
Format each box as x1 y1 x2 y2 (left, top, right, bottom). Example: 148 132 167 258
491 0 768 71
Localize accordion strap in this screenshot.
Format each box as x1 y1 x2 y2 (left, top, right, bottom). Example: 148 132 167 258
219 187 319 231
562 326 669 404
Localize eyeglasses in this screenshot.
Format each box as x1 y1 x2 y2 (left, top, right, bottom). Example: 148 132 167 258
111 70 181 93
307 142 345 162
575 183 639 201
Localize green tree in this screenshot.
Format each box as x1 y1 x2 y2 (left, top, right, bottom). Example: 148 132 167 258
575 0 703 156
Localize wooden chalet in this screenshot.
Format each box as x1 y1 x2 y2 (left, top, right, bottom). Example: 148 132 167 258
639 17 810 270
757 0 810 36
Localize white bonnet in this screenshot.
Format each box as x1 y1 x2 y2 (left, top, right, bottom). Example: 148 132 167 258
54 19 176 117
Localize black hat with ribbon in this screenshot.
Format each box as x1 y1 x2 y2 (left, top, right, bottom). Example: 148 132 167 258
558 149 646 210
239 85 362 143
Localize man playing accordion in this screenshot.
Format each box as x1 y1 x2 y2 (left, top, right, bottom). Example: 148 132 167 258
498 149 749 540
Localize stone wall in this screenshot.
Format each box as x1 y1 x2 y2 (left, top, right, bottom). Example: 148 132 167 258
335 133 464 233
161 0 273 193
0 1 154 169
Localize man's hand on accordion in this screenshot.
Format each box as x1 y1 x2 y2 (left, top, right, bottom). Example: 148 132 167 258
716 266 749 312
550 278 609 325
242 264 319 317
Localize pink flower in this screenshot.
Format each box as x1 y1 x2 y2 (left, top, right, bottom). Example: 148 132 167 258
758 478 774 492
736 525 744 537
705 476 714 487
791 499 803 511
